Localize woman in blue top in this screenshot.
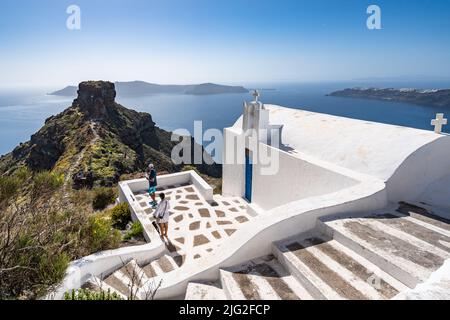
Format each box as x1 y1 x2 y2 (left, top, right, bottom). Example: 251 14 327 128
145 163 158 208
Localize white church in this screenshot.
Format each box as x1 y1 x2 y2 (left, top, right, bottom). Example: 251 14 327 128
52 93 450 300
223 91 450 215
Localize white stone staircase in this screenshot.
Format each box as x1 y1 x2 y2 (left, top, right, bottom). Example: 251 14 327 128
272 236 407 300
219 256 314 300
184 203 449 300
82 202 450 300
82 253 183 300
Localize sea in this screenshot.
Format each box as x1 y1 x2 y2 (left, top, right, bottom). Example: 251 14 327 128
1 81 450 162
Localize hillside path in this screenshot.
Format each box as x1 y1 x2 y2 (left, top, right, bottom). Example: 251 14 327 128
62 121 100 200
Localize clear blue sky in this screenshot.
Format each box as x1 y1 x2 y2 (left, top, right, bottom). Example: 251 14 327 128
1 0 450 87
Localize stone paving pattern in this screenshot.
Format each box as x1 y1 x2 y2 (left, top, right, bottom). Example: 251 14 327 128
134 184 253 267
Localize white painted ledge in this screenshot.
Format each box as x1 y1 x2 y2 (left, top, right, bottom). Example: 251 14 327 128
119 170 213 203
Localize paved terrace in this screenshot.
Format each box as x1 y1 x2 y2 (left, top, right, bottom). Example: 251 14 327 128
133 183 253 268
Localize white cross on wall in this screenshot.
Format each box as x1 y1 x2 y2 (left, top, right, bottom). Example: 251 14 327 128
431 113 447 134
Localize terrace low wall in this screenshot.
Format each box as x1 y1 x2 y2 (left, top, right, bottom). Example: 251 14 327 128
119 171 213 242
119 170 213 203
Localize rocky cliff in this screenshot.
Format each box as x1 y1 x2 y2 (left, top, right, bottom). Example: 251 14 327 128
0 81 221 186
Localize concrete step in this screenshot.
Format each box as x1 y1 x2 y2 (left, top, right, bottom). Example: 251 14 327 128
103 260 149 300
367 213 450 254
148 254 179 276
137 253 182 298
319 214 448 289
142 263 158 279
220 255 313 300
397 202 450 233
185 282 226 300
274 236 408 300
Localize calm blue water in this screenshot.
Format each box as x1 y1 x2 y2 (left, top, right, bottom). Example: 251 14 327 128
1 81 450 159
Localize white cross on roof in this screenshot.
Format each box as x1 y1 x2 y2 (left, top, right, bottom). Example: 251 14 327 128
431 113 447 134
252 90 260 102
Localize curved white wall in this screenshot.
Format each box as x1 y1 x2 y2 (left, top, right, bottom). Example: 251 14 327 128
386 135 450 205
418 174 450 212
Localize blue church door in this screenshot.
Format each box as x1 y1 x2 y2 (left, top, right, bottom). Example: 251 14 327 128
245 149 253 202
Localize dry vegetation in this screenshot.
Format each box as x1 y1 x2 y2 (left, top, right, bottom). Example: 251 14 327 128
0 165 220 300
0 168 128 299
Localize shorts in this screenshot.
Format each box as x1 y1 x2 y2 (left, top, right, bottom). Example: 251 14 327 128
148 186 157 195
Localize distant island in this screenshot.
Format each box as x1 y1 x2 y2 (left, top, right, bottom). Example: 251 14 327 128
50 81 248 97
329 88 450 109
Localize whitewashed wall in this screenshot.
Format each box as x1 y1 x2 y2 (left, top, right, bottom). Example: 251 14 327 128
251 144 359 211
386 135 450 206
222 128 245 198
223 128 360 212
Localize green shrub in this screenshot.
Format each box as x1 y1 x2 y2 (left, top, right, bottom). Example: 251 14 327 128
32 171 64 196
110 203 132 229
0 167 32 204
64 288 124 300
37 252 71 289
14 166 31 182
84 215 121 253
0 170 122 299
70 188 94 207
124 221 144 240
92 187 116 210
0 175 21 203
213 183 222 195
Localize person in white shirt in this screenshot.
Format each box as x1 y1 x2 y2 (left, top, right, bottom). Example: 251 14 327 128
154 193 170 239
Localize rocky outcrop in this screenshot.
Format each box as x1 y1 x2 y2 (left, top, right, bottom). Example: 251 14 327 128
76 81 116 119
1 81 221 186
